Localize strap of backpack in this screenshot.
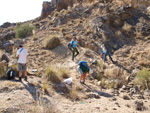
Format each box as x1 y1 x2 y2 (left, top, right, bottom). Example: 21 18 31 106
19 48 23 53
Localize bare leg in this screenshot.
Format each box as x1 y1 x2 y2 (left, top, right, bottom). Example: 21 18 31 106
80 74 84 82
19 71 22 77
24 71 27 77
83 73 86 83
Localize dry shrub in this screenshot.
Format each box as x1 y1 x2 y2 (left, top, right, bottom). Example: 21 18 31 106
122 22 132 32
115 0 150 9
48 20 54 25
60 9 68 16
58 68 69 79
69 85 79 100
0 61 7 79
97 60 106 71
44 35 61 50
36 70 41 76
12 63 19 76
134 68 150 89
104 67 122 78
60 27 66 33
138 54 150 67
43 83 49 95
45 66 61 84
53 11 60 17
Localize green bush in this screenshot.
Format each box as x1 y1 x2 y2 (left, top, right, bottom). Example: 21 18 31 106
15 23 34 38
135 68 150 89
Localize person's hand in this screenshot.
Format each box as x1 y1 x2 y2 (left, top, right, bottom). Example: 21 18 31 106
71 48 74 51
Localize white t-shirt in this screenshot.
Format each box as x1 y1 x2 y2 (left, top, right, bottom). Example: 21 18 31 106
16 48 28 63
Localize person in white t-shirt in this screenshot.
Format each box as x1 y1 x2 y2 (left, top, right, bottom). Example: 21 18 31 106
16 45 28 81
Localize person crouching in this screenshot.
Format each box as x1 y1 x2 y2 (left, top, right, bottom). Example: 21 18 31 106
77 61 89 84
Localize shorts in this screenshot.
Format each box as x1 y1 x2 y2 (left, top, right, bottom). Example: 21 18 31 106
77 66 83 75
18 63 27 71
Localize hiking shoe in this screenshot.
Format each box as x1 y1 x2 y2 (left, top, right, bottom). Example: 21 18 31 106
19 77 22 81
25 76 27 81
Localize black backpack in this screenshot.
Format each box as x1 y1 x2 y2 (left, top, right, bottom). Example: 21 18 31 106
6 68 16 80
67 41 74 50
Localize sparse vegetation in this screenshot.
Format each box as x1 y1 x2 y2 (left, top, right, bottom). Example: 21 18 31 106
69 85 79 100
45 66 61 83
15 23 34 38
12 63 19 76
58 68 69 79
44 35 61 49
104 67 122 79
0 62 7 79
48 20 54 25
53 11 60 17
134 68 150 89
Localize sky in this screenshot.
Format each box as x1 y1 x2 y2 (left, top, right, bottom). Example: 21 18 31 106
0 0 51 25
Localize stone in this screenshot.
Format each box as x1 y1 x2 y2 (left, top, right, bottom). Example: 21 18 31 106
134 101 144 111
0 51 9 63
86 93 100 99
0 22 11 28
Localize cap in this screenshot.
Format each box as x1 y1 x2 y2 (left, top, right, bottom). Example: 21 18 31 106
73 37 77 39
18 44 23 48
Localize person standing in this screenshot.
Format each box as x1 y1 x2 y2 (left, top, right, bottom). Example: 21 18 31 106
69 37 79 61
16 45 28 81
77 61 90 84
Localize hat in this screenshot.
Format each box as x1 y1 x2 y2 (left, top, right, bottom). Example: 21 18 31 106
18 44 23 48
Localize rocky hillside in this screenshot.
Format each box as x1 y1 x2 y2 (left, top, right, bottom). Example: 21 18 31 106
0 0 150 113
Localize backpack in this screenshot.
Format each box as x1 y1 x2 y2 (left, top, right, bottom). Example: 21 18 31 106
79 61 89 73
67 41 74 50
6 68 16 80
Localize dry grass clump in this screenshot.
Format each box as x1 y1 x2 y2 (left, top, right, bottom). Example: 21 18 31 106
36 70 41 76
134 68 150 90
44 35 61 50
97 60 106 71
0 61 7 79
48 20 54 25
69 84 79 100
45 66 61 84
138 54 150 67
53 11 60 17
43 83 49 95
58 68 69 79
122 22 133 32
60 27 66 33
115 0 150 10
12 63 19 76
45 65 70 84
60 9 68 16
104 67 122 79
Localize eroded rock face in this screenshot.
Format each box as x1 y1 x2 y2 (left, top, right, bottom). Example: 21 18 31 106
41 2 55 19
41 0 96 19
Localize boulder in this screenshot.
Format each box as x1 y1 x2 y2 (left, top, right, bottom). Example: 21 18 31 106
0 22 11 28
134 101 145 111
0 51 9 63
0 32 15 42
